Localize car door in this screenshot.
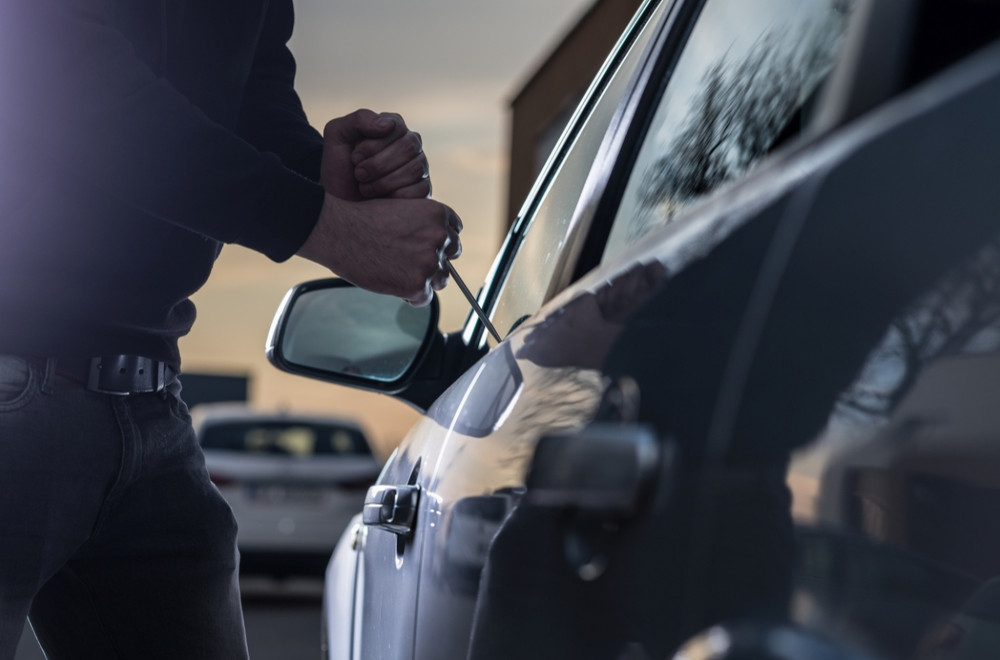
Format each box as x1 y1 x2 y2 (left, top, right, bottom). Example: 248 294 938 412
398 0 857 657
346 4 673 659
789 238 1000 660
767 40 1000 660
459 5 1000 659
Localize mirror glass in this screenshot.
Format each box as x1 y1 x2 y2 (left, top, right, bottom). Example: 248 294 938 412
281 286 433 383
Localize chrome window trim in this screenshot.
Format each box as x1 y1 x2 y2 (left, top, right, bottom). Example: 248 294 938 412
460 0 684 348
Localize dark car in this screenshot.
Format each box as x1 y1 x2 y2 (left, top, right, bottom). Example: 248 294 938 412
267 0 1000 657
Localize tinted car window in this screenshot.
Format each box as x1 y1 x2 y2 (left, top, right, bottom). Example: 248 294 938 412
603 0 851 263
486 1 668 344
201 421 370 457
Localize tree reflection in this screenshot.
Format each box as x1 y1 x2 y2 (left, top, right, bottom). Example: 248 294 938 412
498 261 670 470
839 240 1000 420
495 366 606 473
636 10 847 231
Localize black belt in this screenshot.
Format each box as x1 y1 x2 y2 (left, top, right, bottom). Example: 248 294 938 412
56 355 178 395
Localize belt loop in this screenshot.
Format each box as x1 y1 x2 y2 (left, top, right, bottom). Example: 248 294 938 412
41 357 56 394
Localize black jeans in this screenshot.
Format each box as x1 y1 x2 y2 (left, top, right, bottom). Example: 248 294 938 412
0 356 249 659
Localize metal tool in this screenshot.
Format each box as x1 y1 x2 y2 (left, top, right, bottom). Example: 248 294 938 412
445 261 502 343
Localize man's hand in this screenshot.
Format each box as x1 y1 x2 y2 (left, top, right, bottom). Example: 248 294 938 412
321 109 430 201
297 193 462 307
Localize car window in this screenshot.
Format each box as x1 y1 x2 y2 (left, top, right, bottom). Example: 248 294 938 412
485 0 668 345
201 421 370 457
602 0 851 264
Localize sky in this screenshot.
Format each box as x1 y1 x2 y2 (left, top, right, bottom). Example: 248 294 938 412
178 0 596 454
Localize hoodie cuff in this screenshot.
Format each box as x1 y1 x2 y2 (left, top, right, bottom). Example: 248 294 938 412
235 156 326 262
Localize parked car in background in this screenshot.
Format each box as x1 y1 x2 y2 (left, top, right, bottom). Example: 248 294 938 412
268 0 1000 657
193 404 380 577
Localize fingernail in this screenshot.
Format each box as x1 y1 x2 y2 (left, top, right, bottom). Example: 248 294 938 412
355 166 369 181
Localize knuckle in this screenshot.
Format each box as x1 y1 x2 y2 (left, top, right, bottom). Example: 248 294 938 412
344 108 373 129
405 132 424 155
408 159 427 179
379 112 403 132
389 181 430 200
322 118 342 139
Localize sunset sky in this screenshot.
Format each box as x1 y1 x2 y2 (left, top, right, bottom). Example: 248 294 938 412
179 0 596 455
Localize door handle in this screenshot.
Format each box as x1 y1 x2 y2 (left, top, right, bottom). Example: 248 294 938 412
363 484 420 536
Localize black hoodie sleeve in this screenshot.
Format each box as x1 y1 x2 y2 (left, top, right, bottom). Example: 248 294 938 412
237 0 325 183
0 0 324 263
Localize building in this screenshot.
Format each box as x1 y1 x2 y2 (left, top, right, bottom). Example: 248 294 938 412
505 0 644 230
179 371 249 409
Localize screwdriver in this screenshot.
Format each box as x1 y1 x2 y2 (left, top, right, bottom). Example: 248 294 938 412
445 261 502 343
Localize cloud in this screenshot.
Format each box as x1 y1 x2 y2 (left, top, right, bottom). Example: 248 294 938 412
289 0 593 105
444 144 506 176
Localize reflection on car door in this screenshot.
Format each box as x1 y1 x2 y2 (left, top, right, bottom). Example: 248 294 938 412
463 10 1000 657
344 4 674 659
404 0 857 657
786 236 1000 656
335 0 1000 656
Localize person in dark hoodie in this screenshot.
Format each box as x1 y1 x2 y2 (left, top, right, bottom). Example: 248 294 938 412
0 0 461 657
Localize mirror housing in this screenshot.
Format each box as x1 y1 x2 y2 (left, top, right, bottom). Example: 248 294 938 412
266 278 443 405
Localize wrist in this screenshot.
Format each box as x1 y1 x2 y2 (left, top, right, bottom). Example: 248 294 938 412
297 193 338 262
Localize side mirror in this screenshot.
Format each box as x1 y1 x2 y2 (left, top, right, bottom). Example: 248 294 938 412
266 278 439 395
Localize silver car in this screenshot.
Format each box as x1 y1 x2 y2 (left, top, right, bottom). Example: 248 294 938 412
194 404 380 577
